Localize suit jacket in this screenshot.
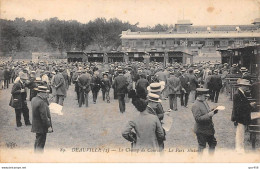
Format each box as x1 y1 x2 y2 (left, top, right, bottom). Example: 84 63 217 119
31 95 52 133
9 81 27 109
209 75 222 91
113 74 128 94
52 73 67 96
179 74 190 93
187 74 198 91
136 78 149 94
78 73 91 92
191 99 215 135
167 76 181 95
231 89 252 125
155 71 166 82
122 111 165 150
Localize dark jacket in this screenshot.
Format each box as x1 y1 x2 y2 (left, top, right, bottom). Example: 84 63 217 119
101 78 111 91
4 69 10 79
78 73 91 92
209 74 222 91
187 74 198 91
91 75 101 92
231 89 252 125
9 81 27 109
146 104 165 121
113 74 128 94
191 99 215 135
31 95 52 133
179 74 190 93
136 78 149 95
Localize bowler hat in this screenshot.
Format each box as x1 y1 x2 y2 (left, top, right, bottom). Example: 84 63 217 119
196 88 209 96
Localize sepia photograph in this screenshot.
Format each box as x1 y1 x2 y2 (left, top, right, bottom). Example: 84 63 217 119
0 0 259 166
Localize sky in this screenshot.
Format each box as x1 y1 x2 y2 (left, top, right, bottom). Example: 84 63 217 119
1 0 260 27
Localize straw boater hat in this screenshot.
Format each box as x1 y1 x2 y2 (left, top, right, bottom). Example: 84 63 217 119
34 86 50 93
148 93 161 103
237 78 251 86
240 67 248 72
147 82 164 92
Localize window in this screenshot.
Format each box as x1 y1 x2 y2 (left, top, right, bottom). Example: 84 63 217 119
125 42 129 47
234 40 243 46
150 41 155 46
162 41 166 45
206 40 214 47
193 41 200 45
136 41 143 46
220 40 228 46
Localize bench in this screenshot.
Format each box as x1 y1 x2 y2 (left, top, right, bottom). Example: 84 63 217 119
248 112 260 149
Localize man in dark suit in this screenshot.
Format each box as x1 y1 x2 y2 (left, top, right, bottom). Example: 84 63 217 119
191 88 218 155
187 69 198 103
179 69 190 107
9 73 31 127
231 79 255 152
31 86 53 153
135 74 149 100
166 72 181 111
113 69 128 113
4 67 10 89
52 68 67 106
78 69 91 107
209 70 222 103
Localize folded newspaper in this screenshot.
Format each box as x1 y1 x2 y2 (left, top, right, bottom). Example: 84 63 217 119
49 103 63 115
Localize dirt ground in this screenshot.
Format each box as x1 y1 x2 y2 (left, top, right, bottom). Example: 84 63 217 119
0 82 258 154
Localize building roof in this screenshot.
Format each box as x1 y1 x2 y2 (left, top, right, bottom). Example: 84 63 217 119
121 31 260 39
252 18 260 24
176 20 193 25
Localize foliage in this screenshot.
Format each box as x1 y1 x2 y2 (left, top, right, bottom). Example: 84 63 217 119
0 17 173 55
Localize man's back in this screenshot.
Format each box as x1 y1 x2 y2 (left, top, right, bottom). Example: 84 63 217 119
114 75 127 94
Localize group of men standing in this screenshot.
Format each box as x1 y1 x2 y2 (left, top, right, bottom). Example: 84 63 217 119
1 59 259 154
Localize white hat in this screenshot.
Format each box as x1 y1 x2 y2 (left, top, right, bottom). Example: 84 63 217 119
147 82 164 92
148 93 161 103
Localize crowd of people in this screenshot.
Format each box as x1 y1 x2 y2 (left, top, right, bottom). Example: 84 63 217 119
0 59 259 154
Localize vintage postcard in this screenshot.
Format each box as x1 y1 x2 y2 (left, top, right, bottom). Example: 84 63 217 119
0 0 259 164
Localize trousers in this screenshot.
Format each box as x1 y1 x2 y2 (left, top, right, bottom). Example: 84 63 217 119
180 92 189 107
55 95 65 106
79 90 89 107
168 94 177 110
117 93 125 113
15 105 30 127
34 133 47 153
235 123 245 152
196 133 217 154
102 90 110 101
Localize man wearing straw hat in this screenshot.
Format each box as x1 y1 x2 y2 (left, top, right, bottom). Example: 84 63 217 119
146 93 166 151
231 79 255 152
147 82 164 98
113 68 128 113
31 86 53 153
